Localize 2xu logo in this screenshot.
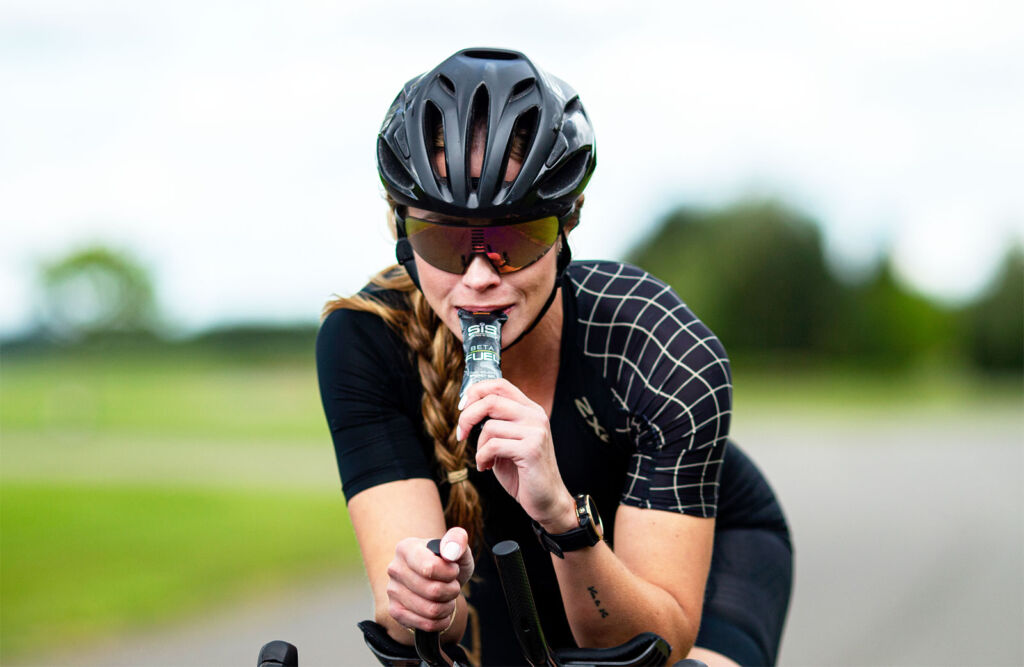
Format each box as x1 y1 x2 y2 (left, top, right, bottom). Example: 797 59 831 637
467 323 500 338
574 396 609 443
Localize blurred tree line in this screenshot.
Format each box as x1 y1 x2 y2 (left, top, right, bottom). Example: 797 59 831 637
4 244 317 362
625 199 1023 374
36 245 159 341
7 208 1022 375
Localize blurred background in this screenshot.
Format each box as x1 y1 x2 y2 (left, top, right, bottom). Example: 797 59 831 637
1 1 1021 665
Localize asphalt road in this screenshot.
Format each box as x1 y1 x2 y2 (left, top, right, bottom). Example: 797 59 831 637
31 410 1023 667
732 411 1023 666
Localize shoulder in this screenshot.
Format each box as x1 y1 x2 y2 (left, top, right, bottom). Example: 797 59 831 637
316 304 434 502
565 260 670 302
564 260 702 335
317 283 411 358
317 306 393 355
565 260 728 373
564 260 731 434
316 303 412 385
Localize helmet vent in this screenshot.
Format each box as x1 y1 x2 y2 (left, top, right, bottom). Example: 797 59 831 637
467 86 490 196
377 139 414 191
537 149 591 199
509 78 535 102
504 106 538 186
463 49 519 61
423 101 448 190
437 74 456 95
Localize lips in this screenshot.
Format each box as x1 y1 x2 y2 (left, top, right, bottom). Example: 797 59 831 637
457 305 513 315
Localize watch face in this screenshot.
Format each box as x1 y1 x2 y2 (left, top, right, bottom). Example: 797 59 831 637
579 494 604 540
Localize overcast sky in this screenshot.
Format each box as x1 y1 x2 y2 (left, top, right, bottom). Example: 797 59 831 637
2 0 1022 337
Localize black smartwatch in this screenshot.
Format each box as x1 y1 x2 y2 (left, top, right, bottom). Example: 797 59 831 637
531 494 604 559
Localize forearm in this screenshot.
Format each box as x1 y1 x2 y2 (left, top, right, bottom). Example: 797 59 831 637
551 541 701 661
349 481 472 647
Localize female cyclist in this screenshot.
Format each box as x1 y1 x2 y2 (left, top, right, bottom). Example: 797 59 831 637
317 48 791 666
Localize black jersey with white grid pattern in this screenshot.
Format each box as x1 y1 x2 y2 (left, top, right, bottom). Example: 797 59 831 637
565 261 732 517
317 261 750 663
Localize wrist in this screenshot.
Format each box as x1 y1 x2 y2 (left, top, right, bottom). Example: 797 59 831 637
532 494 605 559
537 491 578 534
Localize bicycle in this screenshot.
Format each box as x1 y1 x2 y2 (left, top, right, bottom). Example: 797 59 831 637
257 538 707 667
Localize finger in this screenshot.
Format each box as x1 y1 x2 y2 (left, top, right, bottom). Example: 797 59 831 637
386 565 462 605
388 595 457 631
476 436 532 471
387 550 462 610
457 395 537 442
459 378 529 410
475 417 549 454
439 527 468 562
387 560 461 602
456 394 496 442
476 417 541 442
393 540 460 583
440 527 475 586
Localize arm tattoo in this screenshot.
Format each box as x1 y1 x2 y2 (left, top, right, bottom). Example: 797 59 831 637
587 585 610 619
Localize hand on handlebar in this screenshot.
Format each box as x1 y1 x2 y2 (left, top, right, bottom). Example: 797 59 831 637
386 527 473 635
458 379 576 531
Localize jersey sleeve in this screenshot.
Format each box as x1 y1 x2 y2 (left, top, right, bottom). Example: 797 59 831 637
316 307 434 501
569 262 732 518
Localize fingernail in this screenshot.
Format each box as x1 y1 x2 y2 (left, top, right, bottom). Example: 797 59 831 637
442 542 461 561
458 395 467 411
456 425 463 441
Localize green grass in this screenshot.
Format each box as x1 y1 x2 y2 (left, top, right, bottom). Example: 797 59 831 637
0 352 325 439
0 431 337 489
1 350 360 661
0 482 359 662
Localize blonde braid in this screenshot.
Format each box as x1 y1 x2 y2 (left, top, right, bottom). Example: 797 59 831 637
408 291 485 547
324 265 485 549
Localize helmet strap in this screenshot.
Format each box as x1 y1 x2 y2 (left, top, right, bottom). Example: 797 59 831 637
501 231 570 351
395 237 421 290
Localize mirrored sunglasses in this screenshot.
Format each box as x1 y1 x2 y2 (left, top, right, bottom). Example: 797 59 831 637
397 210 565 274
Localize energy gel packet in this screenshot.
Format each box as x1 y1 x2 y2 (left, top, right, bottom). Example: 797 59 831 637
457 309 507 406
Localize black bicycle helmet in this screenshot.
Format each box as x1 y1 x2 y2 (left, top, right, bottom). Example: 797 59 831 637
378 48 595 349
377 47 596 220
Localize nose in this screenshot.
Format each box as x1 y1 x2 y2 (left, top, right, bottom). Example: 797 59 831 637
461 254 501 290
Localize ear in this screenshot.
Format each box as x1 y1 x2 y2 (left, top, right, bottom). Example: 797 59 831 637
564 194 585 235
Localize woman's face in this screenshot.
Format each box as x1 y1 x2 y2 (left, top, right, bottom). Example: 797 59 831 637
412 127 558 344
410 209 560 345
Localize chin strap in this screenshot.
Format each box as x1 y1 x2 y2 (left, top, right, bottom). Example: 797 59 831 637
501 231 570 351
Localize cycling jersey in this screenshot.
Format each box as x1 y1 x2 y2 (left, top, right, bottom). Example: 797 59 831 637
317 261 790 665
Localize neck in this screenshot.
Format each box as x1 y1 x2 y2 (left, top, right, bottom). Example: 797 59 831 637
501 288 563 412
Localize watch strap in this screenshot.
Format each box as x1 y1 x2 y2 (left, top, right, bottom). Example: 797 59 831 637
531 520 598 559
530 495 602 559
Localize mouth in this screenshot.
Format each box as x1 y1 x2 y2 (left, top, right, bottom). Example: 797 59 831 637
457 305 513 315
